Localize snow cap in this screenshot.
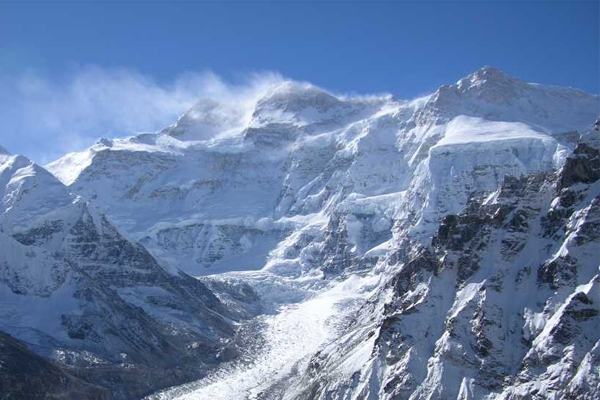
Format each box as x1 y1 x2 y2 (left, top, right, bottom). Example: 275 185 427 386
464 66 517 85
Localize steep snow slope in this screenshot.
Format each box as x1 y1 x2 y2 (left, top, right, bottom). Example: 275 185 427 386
0 150 253 399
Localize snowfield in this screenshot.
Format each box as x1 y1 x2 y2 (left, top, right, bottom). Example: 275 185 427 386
436 116 553 146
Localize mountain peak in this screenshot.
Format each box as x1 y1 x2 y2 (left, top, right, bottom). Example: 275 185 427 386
247 80 347 130
0 145 10 155
471 65 514 80
423 66 598 133
256 81 341 111
458 66 519 90
165 98 247 140
264 80 331 97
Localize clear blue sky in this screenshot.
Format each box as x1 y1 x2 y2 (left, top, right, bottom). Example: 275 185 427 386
0 1 598 162
2 1 598 95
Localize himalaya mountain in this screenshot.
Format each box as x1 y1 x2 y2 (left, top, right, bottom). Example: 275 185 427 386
0 148 258 399
1 67 599 399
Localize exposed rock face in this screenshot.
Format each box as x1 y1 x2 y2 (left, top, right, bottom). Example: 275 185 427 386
292 140 600 400
559 143 600 189
0 331 110 400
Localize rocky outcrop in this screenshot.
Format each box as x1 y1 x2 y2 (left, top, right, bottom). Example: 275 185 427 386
0 331 110 400
292 137 600 400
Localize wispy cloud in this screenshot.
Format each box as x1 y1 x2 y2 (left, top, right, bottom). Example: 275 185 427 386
0 67 282 163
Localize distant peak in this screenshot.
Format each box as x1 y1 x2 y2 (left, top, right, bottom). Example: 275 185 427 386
255 80 341 115
460 66 519 86
439 66 524 99
0 145 10 155
260 81 337 102
268 80 325 95
472 65 512 79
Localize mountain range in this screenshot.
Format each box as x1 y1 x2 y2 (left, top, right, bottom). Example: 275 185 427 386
1 66 598 400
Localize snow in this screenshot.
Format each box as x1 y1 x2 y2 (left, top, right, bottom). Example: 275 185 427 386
148 272 380 400
0 275 81 345
46 148 96 185
1 154 73 229
435 116 553 147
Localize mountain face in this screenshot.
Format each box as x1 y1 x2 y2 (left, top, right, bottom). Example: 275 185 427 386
46 68 597 277
290 138 600 400
2 67 599 399
0 150 258 399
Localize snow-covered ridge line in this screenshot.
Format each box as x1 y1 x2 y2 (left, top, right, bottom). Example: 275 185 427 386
46 66 597 185
42 67 598 277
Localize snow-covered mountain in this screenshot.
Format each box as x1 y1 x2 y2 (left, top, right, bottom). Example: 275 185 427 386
287 135 600 400
46 67 597 276
2 67 599 399
0 148 259 399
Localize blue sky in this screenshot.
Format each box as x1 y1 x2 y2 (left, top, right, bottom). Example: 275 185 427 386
0 1 598 162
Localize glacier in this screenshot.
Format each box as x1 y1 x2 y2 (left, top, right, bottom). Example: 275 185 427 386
1 66 599 399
